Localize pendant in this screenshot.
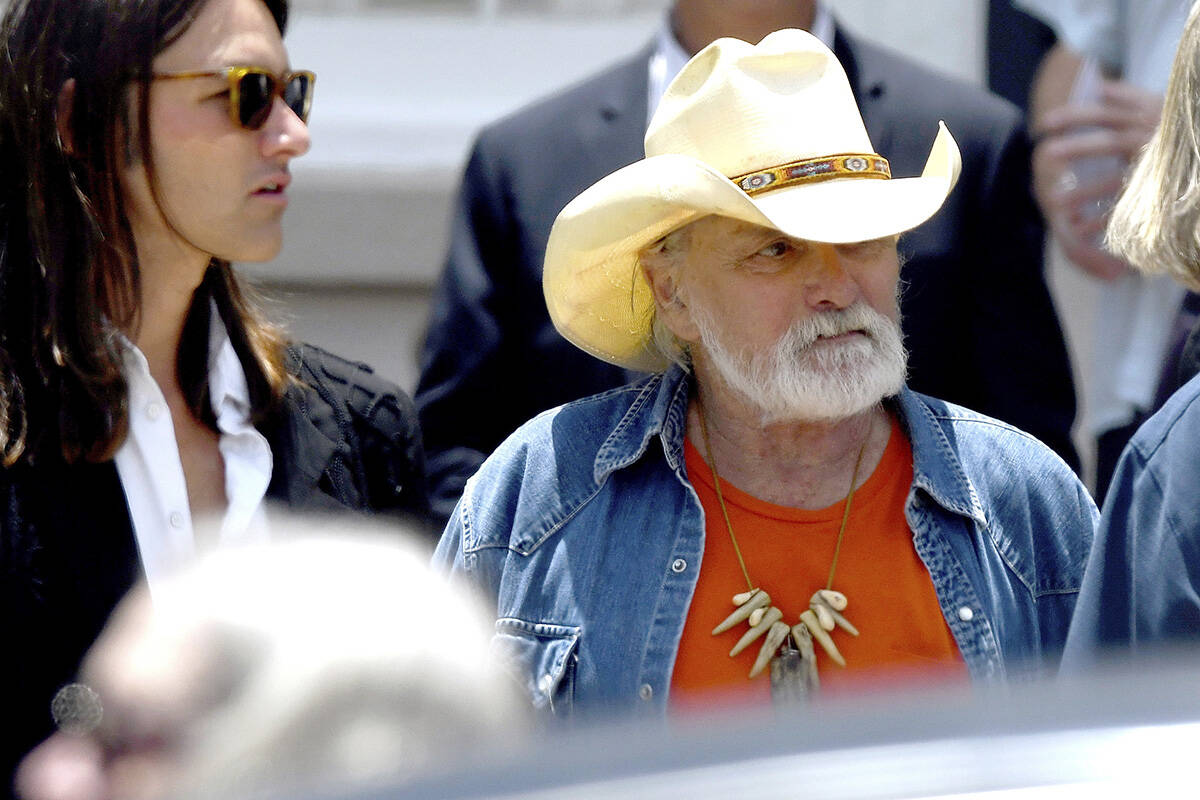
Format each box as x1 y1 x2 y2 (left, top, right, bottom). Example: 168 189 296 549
713 588 859 686
769 641 818 705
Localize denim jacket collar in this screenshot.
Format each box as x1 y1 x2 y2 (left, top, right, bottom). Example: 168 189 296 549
593 364 987 528
593 366 690 485
894 390 988 528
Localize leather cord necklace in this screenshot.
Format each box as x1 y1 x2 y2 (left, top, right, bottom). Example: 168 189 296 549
697 402 871 700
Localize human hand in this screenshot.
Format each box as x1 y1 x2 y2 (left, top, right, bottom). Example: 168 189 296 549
1037 79 1163 153
1031 79 1163 281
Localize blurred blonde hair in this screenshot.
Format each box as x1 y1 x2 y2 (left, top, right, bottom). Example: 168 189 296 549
1107 0 1200 291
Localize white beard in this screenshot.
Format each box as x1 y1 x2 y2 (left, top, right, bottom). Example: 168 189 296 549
690 299 908 424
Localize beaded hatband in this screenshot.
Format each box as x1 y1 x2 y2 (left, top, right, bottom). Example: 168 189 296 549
733 153 891 196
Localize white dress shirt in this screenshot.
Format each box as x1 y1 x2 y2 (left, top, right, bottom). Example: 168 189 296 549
114 303 274 596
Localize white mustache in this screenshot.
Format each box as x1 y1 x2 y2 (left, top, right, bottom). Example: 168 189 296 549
782 303 892 352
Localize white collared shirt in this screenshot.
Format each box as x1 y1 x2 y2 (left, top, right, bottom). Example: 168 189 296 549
647 2 835 126
114 303 274 596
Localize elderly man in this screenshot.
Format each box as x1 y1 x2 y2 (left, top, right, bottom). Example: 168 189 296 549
417 0 1080 524
434 30 1096 714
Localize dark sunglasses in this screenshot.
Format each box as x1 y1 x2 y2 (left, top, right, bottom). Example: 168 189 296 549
152 66 315 130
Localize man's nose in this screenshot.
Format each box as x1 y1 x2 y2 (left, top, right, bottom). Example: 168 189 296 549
801 243 859 310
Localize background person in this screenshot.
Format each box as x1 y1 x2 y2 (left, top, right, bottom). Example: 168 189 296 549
1062 0 1200 666
415 0 1080 522
434 30 1097 717
1016 0 1190 499
15 524 526 800
0 0 427 790
986 0 1058 115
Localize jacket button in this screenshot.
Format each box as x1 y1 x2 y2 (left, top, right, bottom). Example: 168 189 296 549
638 684 653 701
671 558 687 573
539 674 553 695
957 606 975 622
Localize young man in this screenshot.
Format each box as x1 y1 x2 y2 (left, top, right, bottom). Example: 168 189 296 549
435 30 1097 715
0 0 427 787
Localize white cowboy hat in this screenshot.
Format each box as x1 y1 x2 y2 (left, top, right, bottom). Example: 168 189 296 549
543 28 962 372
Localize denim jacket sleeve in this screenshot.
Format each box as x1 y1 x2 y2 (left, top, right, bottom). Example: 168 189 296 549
900 391 1097 678
429 407 597 713
1062 378 1200 671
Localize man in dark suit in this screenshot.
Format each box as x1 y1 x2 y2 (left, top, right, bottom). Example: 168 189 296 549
417 0 1079 520
986 0 1057 114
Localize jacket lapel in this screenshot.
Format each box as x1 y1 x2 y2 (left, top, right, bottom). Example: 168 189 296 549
579 40 655 176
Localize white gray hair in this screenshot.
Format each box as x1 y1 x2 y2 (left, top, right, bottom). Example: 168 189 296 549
640 223 697 370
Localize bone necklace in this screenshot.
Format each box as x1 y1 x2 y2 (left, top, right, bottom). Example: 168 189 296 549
698 403 869 701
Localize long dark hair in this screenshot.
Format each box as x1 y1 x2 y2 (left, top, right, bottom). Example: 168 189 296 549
0 0 292 466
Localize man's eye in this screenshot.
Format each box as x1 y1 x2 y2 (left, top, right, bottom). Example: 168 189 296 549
757 241 790 258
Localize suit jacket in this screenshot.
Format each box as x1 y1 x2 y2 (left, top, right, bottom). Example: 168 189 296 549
1 343 427 796
416 26 1079 520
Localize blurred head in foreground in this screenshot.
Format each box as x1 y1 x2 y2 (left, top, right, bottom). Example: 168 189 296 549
17 520 525 800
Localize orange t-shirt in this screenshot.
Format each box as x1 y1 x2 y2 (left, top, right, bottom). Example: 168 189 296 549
671 414 967 712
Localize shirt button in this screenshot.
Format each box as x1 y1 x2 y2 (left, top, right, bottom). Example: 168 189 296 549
671 558 687 573
957 606 975 622
169 511 185 529
638 684 653 701
146 401 164 421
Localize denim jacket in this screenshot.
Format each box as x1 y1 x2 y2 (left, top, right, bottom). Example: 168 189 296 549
1062 372 1200 669
433 367 1097 717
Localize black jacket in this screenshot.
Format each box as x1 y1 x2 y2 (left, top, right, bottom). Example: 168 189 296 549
415 26 1080 522
1 343 427 794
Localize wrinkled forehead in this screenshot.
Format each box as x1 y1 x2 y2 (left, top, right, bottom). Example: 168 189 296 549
657 214 902 254
656 214 902 274
669 214 772 247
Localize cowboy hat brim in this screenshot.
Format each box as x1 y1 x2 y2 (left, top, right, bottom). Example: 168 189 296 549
544 123 961 372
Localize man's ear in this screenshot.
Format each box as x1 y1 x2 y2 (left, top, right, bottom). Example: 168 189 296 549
640 250 700 343
55 78 77 156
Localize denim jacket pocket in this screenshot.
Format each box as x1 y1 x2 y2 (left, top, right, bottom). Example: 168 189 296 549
491 617 581 715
